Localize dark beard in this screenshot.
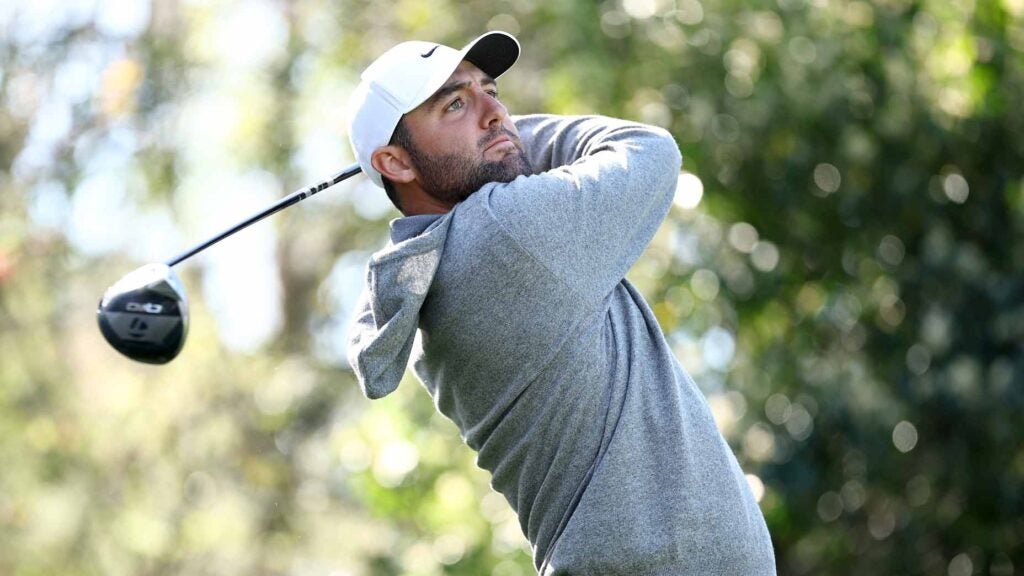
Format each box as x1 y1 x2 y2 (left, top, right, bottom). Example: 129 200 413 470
406 129 533 205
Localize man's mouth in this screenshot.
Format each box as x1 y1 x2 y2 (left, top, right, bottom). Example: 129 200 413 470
481 130 519 154
485 136 513 152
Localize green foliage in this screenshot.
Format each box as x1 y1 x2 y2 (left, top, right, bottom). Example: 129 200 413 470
1 1 1021 575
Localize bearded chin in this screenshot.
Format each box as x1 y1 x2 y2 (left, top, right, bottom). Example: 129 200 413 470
413 149 532 206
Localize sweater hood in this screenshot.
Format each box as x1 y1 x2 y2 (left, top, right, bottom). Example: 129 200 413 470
346 213 451 398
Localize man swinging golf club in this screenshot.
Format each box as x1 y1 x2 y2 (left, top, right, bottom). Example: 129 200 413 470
346 31 776 575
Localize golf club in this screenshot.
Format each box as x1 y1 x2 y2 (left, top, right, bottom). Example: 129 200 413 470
97 163 362 364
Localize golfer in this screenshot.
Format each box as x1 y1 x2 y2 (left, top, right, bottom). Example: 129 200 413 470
346 31 776 575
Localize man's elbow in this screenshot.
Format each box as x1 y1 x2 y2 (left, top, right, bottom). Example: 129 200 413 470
646 126 683 196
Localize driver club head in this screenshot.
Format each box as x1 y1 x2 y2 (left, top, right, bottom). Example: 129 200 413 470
97 263 189 364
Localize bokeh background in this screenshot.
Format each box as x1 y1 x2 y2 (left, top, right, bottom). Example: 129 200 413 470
2 0 1022 574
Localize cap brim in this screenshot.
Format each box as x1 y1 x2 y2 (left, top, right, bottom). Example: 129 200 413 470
461 31 520 79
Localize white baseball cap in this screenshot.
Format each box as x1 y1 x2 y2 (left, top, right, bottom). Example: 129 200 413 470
347 31 521 188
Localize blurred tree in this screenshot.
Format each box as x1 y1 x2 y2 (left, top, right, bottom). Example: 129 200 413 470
1 0 1021 575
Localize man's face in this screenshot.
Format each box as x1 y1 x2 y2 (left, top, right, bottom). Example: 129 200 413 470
398 60 531 205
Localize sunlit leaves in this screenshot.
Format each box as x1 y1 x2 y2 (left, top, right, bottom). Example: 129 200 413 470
2 0 1023 574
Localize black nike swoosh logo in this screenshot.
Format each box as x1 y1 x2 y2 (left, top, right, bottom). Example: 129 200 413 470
421 45 439 58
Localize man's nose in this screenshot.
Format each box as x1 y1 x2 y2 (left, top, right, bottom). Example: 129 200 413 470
478 88 507 128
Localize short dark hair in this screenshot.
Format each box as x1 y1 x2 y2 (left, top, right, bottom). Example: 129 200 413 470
381 118 413 212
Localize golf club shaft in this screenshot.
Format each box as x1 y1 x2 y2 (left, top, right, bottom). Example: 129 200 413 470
165 163 362 267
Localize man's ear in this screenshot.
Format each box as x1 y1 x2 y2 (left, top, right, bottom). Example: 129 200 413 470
371 146 416 184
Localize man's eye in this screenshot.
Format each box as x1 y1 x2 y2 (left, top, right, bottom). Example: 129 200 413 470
487 90 499 99
446 98 464 112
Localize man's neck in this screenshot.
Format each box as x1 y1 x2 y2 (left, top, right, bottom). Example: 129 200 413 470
398 184 456 216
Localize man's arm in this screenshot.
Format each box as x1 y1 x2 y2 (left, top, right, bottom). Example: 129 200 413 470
487 114 682 302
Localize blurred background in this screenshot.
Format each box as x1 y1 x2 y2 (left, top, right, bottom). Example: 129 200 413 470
1 0 1022 574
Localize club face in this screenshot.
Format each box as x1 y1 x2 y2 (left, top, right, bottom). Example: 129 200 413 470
97 263 189 364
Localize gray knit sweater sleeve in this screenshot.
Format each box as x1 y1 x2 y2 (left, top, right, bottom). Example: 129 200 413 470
494 114 682 301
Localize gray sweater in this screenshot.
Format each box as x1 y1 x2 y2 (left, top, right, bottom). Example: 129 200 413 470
348 115 776 574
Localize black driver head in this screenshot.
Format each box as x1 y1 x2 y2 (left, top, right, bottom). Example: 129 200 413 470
97 263 189 364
